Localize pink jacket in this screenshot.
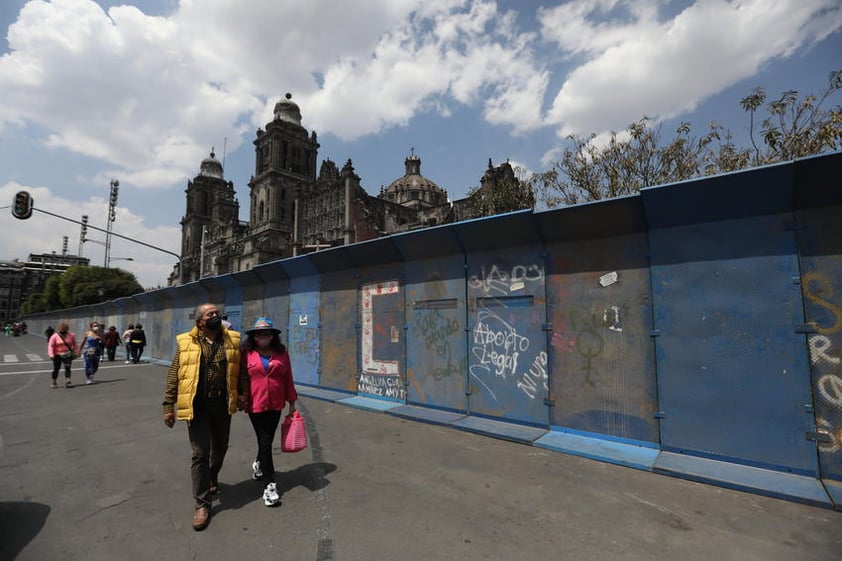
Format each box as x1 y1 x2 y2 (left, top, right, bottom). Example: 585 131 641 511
48 331 79 358
243 349 297 413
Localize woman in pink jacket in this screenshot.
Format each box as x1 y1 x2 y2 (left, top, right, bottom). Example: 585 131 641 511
241 317 297 507
47 322 79 388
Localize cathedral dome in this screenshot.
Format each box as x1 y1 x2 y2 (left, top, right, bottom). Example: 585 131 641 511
273 92 302 125
380 152 447 208
199 149 224 179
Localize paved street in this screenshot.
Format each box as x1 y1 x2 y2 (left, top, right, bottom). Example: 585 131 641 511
0 333 840 561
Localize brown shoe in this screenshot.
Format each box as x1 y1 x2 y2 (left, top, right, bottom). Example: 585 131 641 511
192 505 210 531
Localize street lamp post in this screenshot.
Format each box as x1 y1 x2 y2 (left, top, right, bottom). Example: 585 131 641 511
104 179 119 269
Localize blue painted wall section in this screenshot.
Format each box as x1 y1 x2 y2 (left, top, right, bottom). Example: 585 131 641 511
24 152 842 509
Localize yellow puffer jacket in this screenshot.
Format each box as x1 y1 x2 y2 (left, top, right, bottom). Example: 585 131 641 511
174 327 242 420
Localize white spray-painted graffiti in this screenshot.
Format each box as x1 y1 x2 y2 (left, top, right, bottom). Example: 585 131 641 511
468 264 544 296
469 308 548 400
359 281 405 400
803 271 842 454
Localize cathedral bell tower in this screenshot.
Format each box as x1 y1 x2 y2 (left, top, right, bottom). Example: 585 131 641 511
240 93 319 267
179 149 239 282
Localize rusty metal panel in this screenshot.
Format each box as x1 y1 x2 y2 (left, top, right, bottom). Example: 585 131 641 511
546 233 658 443
358 265 406 402
466 247 548 426
288 275 321 387
649 214 818 475
319 270 358 393
405 254 468 412
797 203 842 488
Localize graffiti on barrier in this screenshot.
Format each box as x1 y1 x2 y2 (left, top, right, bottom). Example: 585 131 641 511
803 271 842 454
359 280 405 400
469 308 547 400
358 372 405 399
468 263 544 296
553 306 626 387
289 326 319 366
412 308 460 380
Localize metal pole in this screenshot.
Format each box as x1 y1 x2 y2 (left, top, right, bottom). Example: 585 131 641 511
105 179 119 268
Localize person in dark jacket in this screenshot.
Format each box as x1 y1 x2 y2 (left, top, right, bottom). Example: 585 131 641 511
103 325 121 361
130 324 147 364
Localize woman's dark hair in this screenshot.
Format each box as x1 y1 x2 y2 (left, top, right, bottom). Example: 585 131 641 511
244 331 286 354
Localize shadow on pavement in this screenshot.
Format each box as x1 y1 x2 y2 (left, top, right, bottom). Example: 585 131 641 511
214 462 337 512
0 501 50 560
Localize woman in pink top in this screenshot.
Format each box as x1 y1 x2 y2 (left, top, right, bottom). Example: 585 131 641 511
241 317 297 506
47 322 79 388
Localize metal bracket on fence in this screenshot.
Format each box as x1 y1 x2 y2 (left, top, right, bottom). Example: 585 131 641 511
805 431 832 443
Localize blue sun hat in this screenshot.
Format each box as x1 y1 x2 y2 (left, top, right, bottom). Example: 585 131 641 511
246 317 280 334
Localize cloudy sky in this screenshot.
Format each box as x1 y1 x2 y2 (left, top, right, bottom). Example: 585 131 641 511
1 0 840 288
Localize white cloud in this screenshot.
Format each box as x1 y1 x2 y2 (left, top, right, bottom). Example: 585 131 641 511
541 0 842 137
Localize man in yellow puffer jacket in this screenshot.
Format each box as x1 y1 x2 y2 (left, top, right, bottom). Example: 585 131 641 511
162 303 247 531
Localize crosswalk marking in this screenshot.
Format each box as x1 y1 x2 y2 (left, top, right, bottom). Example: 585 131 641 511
2 354 46 363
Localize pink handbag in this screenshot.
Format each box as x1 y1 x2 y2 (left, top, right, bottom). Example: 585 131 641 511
281 411 308 453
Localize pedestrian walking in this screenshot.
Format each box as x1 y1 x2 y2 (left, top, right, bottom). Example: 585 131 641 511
122 324 134 363
47 322 79 388
161 303 245 531
103 325 121 361
130 323 147 363
79 322 104 384
44 325 55 340
241 317 298 507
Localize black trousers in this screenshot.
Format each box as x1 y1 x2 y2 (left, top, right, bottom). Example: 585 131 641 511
131 344 144 363
248 410 283 481
51 356 72 380
187 398 231 507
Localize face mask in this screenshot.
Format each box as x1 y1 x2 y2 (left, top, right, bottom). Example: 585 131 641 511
256 336 272 348
204 316 222 330
59 330 67 334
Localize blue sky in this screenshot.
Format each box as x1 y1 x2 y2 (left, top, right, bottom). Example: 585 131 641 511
1 0 840 288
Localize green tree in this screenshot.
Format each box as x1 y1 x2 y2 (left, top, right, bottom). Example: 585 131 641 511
58 265 143 308
532 69 841 206
21 265 143 312
19 275 63 314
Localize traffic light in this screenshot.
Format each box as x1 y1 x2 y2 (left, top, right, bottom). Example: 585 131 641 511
80 214 89 241
12 190 33 220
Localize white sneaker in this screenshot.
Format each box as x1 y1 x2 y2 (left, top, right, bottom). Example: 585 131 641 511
85 379 93 385
252 461 263 480
263 482 280 506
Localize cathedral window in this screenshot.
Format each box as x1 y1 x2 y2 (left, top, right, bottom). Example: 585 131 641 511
259 200 265 221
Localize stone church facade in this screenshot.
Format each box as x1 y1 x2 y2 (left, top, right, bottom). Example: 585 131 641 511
175 94 519 284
